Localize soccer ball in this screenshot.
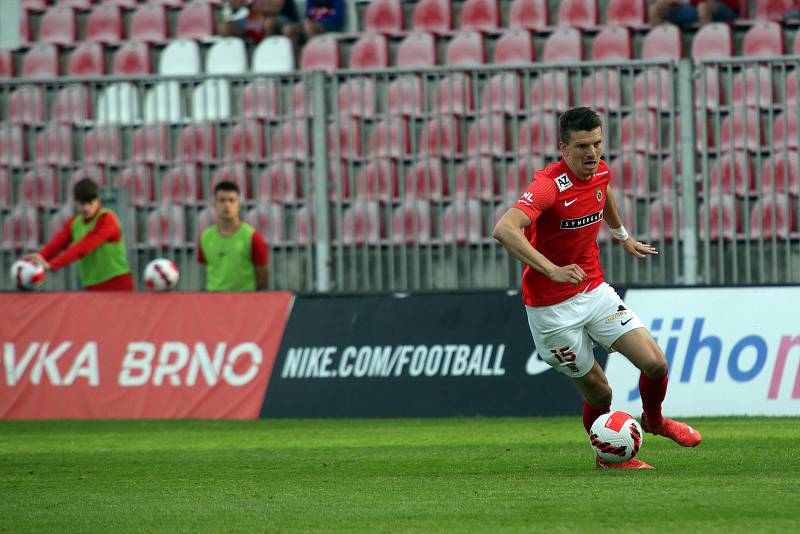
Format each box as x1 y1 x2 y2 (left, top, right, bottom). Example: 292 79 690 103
589 411 643 463
143 258 180 291
10 259 46 290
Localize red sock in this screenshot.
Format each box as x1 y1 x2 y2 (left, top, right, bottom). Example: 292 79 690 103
640 373 668 426
582 400 610 434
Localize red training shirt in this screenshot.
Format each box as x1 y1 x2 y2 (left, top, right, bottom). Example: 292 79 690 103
512 159 611 307
40 211 122 272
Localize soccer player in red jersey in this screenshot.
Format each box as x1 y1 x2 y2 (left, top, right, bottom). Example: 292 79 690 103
493 107 702 469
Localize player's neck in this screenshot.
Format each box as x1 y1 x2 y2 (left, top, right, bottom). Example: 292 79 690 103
217 218 241 236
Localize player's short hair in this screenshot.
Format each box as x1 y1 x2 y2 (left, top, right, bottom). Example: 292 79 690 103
214 180 240 196
559 107 603 144
73 178 100 203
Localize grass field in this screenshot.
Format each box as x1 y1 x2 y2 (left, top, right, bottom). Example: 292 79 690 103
1 417 798 533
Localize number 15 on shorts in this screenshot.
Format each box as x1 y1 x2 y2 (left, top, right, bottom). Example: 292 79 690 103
550 346 580 374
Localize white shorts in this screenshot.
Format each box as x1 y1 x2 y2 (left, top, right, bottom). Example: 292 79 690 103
525 282 644 379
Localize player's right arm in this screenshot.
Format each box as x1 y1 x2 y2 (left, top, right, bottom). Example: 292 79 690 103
23 216 75 268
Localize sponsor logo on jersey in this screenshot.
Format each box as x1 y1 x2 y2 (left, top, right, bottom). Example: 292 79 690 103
594 170 609 177
555 173 573 192
560 209 604 230
518 191 534 206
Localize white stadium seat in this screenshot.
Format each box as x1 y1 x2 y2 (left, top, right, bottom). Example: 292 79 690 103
252 36 294 74
206 37 247 74
159 39 201 75
96 82 140 125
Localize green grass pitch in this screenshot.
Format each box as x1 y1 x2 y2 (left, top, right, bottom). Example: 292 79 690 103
1 417 798 533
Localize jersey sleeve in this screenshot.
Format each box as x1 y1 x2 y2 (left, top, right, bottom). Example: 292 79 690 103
251 231 269 266
197 239 206 265
512 172 558 224
48 212 120 271
39 215 76 261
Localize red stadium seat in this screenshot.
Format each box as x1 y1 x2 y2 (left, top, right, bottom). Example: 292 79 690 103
419 117 463 157
695 67 724 109
34 123 70 166
742 21 784 56
557 0 597 29
21 0 47 11
1 206 39 251
160 164 202 206
388 76 425 117
225 121 268 162
412 0 452 34
445 31 485 66
295 205 322 245
648 198 681 242
118 165 155 207
731 67 775 109
0 168 10 207
300 35 340 72
453 157 496 201
337 78 376 118
328 164 351 203
749 197 797 239
785 71 800 107
213 163 251 200
720 109 764 151
391 200 434 244
466 114 508 157
71 166 107 189
773 111 798 150
195 206 217 239
708 152 753 196
581 70 622 112
112 41 152 75
542 28 583 63
1 125 27 167
591 26 632 61
530 70 571 112
699 195 740 241
39 6 77 46
133 125 170 164
57 0 93 8
641 24 682 61
405 159 447 200
504 158 543 202
621 112 661 153
349 34 389 69
597 194 634 242
68 42 106 76
609 155 649 197
356 160 398 204
633 68 672 111
176 1 214 40
396 32 437 68
508 0 548 31
659 157 683 197
460 0 500 33
755 0 796 20
21 168 59 208
292 81 309 116
84 126 122 165
85 4 124 44
794 30 800 55
7 85 45 125
241 79 281 120
341 201 383 245
518 114 559 156
364 0 404 34
0 50 13 78
435 73 474 115
606 0 646 27
246 204 285 245
328 118 363 160
442 200 485 244
760 152 800 196
270 120 308 161
22 44 60 79
691 23 732 60
180 124 218 163
368 118 410 159
480 73 523 115
129 4 169 44
146 205 187 248
258 162 302 204
102 0 141 7
493 29 535 64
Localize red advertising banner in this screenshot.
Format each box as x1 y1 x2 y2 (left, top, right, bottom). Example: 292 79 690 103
0 292 294 419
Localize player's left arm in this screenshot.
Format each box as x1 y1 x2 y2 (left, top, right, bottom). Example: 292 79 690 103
251 232 269 290
604 185 658 259
47 213 120 271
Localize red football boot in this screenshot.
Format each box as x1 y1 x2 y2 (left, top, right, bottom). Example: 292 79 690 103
596 457 655 469
641 413 703 447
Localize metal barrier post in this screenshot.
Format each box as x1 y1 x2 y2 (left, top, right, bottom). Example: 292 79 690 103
678 58 698 285
311 70 331 292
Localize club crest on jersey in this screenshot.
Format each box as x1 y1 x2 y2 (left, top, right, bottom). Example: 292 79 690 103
554 173 573 192
596 188 603 203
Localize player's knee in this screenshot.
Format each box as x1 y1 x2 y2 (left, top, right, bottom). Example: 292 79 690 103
586 384 612 407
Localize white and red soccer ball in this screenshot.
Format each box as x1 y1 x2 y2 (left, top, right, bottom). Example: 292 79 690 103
590 411 643 463
143 258 180 291
10 259 46 290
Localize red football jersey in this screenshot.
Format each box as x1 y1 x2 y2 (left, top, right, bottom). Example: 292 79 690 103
512 159 611 307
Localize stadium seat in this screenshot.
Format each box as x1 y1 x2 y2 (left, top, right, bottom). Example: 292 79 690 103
467 114 508 158
118 165 155 207
246 204 286 245
129 4 169 44
0 168 10 207
113 41 152 75
176 1 214 40
341 201 383 245
742 21 784 56
241 79 281 120
609 154 649 197
695 67 724 109
328 118 363 161
480 73 523 115
460 0 500 33
493 29 535 64
606 0 646 27
557 0 597 29
251 36 294 73
368 118 410 159
453 158 496 201
773 111 798 150
412 0 452 34
364 0 404 34
530 70 571 112
21 0 47 11
71 166 107 188
445 31 485 66
659 156 682 196
300 35 339 72
84 125 122 165
33 123 70 166
143 81 184 124
436 73 474 115
591 26 632 61
633 68 672 111
97 82 140 125
0 125 26 167
720 109 764 151
755 0 796 20
442 200 485 244
133 125 170 164
404 159 447 200
396 32 437 68
785 71 800 108
349 34 389 69
542 28 583 63
580 70 622 112
47 204 73 241
159 39 201 75
192 79 232 122
794 30 800 55
85 4 123 44
508 0 548 31
269 120 308 160
387 76 425 116
146 205 187 248
180 123 218 163
648 198 681 242
597 195 634 242
292 81 310 116
504 158 543 202
699 195 740 241
337 78 376 118
641 24 682 60
22 44 60 79
207 37 247 74
691 23 732 60
257 162 301 204
620 112 662 153
7 85 45 125
58 0 92 8
391 200 434 244
749 197 797 239
760 152 800 196
161 164 202 206
419 117 463 157
518 114 559 156
67 42 106 76
1 206 39 251
708 152 753 196
295 205 322 245
731 68 775 109
195 206 217 239
21 168 59 208
103 0 142 8
0 50 13 78
39 6 77 46
355 160 398 204
213 163 250 201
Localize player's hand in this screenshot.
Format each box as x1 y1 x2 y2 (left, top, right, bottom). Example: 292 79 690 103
550 264 587 286
621 238 658 259
22 253 46 267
